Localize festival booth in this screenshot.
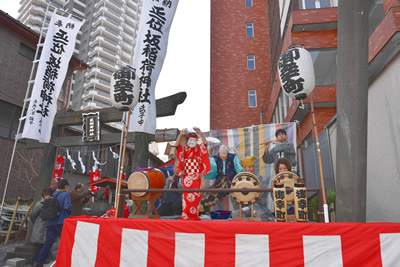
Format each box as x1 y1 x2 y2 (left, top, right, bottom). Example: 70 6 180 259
56 217 400 266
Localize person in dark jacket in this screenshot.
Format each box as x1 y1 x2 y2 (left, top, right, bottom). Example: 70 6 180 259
35 179 71 267
262 128 297 170
69 183 91 216
29 188 53 265
157 162 182 216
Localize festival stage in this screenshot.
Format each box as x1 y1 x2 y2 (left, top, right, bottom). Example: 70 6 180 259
55 216 400 266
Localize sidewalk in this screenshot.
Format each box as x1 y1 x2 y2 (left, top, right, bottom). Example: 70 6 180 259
0 240 56 267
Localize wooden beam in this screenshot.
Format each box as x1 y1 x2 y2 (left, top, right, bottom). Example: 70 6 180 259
54 132 143 147
54 92 187 126
53 128 179 147
54 107 122 126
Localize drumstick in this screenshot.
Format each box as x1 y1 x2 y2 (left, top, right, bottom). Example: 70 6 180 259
166 168 172 189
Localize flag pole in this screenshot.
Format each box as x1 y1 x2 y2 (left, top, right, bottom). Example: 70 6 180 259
310 94 329 222
115 109 131 217
114 111 126 208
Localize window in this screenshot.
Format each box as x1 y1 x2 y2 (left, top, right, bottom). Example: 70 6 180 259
19 43 35 60
0 100 21 140
246 23 254 38
247 55 255 70
248 90 257 107
309 48 337 86
245 0 253 7
301 0 335 9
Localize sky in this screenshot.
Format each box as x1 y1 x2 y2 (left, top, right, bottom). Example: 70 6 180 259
0 1 211 161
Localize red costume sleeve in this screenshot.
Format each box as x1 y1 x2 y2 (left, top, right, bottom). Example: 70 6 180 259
176 144 185 177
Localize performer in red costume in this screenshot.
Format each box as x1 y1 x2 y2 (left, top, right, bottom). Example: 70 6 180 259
176 127 210 220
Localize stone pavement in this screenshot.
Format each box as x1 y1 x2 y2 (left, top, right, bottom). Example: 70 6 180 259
0 240 57 267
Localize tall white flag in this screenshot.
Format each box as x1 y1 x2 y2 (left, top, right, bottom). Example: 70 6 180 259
129 0 179 134
22 13 84 143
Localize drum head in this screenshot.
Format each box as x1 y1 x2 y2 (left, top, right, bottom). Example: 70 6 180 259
128 172 149 197
231 172 261 204
272 171 299 203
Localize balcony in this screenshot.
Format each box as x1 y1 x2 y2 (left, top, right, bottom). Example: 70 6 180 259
292 6 338 32
81 99 111 110
92 15 121 33
89 35 121 51
89 57 118 72
89 46 119 62
123 14 136 25
94 6 122 24
82 89 110 102
122 22 136 35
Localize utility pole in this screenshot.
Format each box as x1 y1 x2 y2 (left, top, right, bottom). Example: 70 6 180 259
336 0 369 222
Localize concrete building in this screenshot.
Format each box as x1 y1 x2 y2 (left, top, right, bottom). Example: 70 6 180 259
211 0 400 221
17 0 141 111
0 9 86 199
210 0 270 130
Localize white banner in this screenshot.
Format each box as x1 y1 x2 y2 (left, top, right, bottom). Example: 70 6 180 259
129 0 179 134
22 13 84 143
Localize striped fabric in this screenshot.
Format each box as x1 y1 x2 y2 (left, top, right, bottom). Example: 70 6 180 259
57 217 400 267
206 122 297 182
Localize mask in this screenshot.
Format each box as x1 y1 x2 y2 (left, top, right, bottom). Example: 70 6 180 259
188 137 197 148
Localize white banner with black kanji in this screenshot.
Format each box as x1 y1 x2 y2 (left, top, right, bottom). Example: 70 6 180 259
129 0 179 134
22 13 84 143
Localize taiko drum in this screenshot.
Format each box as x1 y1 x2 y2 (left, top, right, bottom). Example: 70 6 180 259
128 168 165 197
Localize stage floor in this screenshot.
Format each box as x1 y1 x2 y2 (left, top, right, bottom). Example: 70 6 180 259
55 216 400 266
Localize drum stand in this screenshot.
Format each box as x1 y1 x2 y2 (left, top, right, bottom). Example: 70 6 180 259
232 203 261 221
129 193 161 219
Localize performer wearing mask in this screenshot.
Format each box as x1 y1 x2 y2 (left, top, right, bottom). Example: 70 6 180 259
201 145 244 214
176 127 210 220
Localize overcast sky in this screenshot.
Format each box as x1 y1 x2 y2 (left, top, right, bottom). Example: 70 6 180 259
0 1 211 160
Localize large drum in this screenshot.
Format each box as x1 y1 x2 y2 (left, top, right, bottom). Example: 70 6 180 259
272 171 299 204
231 172 261 205
128 168 165 197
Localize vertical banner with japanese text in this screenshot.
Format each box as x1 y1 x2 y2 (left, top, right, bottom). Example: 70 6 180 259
90 170 101 193
51 156 65 182
129 0 179 134
22 13 84 143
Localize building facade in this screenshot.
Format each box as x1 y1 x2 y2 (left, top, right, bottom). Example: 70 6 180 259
17 0 141 111
210 0 270 129
0 10 85 199
211 0 400 221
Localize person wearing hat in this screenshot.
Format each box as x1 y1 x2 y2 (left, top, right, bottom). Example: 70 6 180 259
237 156 274 220
241 156 257 173
262 128 296 170
35 179 71 267
201 144 244 215
176 127 210 220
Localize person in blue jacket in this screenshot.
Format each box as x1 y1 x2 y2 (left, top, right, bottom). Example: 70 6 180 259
201 145 244 214
35 179 71 267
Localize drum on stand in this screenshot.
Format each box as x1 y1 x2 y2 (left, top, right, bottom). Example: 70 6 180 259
272 171 299 204
231 172 261 205
128 168 166 197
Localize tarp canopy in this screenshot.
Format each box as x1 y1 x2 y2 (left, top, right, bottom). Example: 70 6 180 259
205 122 297 182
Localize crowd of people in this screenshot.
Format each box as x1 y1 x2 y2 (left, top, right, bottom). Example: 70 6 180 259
30 179 93 267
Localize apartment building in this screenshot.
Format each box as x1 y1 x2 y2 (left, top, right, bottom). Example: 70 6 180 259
17 0 141 111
